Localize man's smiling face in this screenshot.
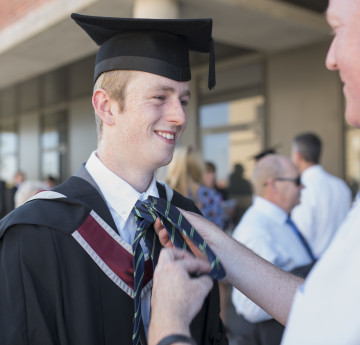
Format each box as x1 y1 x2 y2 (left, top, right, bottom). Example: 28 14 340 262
112 71 190 173
326 0 360 128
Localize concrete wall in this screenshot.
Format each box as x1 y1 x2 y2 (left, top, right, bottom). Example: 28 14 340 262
266 41 345 177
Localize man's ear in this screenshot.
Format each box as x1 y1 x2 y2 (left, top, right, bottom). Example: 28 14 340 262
293 150 303 164
92 88 116 126
266 178 277 193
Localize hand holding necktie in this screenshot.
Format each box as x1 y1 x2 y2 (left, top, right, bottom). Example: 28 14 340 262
131 196 226 345
149 247 214 345
135 196 226 279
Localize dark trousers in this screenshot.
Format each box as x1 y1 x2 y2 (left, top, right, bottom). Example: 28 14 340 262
236 316 284 345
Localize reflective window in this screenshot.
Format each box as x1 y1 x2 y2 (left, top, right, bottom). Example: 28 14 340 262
200 95 264 185
40 110 67 181
0 118 18 182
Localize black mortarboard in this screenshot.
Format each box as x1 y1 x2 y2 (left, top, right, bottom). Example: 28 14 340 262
251 144 282 161
71 13 215 89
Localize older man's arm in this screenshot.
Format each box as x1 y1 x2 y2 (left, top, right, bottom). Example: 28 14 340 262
155 212 304 326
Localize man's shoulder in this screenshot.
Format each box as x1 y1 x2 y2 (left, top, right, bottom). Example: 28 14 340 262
308 166 351 194
0 187 91 239
233 205 270 238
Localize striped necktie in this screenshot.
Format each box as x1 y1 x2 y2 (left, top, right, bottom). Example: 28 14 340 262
131 196 226 345
286 216 316 261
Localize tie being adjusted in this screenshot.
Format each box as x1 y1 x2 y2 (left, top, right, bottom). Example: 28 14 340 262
131 196 226 345
286 216 316 262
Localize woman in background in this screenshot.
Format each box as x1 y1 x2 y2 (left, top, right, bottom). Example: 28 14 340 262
165 146 224 228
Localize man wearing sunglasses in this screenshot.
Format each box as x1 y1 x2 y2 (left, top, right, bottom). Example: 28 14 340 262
230 154 315 345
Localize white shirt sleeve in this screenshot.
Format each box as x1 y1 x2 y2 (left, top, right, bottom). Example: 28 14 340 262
232 198 312 323
231 233 285 322
281 203 360 345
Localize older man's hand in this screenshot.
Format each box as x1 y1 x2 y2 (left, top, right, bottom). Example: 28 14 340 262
148 247 213 345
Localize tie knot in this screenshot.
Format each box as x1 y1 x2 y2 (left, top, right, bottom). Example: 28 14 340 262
132 199 157 227
132 196 226 280
286 216 295 226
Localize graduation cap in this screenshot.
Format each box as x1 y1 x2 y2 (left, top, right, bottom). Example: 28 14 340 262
71 13 216 89
251 144 282 161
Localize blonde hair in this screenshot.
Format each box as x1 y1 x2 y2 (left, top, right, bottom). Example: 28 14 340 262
93 70 134 140
165 146 204 198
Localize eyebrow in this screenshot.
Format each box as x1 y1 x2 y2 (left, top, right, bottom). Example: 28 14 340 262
156 86 191 98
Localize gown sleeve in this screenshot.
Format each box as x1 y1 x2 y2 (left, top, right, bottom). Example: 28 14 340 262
0 225 69 345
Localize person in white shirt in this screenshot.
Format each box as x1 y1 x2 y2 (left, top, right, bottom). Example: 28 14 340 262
231 154 314 345
149 1 360 344
291 132 351 257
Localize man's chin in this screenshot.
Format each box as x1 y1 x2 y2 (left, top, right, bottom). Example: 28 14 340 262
155 153 174 169
345 103 360 128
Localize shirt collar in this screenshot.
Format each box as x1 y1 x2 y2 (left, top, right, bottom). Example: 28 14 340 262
85 151 159 222
301 164 322 182
253 196 288 225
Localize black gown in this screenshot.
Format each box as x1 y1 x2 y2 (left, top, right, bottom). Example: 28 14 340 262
0 175 227 345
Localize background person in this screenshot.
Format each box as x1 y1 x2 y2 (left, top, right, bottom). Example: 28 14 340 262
0 178 6 218
204 161 228 201
227 163 252 225
291 132 351 257
14 180 49 208
165 146 225 228
231 154 315 345
4 170 26 214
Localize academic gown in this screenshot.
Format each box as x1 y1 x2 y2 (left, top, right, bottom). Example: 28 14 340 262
0 175 227 345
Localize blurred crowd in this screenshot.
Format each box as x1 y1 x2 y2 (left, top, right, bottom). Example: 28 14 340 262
0 172 58 218
160 131 356 345
0 132 357 345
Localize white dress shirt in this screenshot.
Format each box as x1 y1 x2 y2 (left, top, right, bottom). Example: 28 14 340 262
85 151 159 337
231 196 313 323
291 165 351 258
281 200 360 345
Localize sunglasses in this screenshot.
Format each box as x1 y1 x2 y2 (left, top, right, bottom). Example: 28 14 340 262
274 176 302 187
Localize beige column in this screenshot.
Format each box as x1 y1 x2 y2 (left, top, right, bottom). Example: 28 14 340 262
133 0 179 18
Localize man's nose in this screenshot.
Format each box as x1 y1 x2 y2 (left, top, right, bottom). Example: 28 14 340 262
166 99 187 126
325 39 337 71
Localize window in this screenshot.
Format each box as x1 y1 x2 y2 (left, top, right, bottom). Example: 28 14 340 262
200 95 264 186
40 110 68 182
0 117 18 182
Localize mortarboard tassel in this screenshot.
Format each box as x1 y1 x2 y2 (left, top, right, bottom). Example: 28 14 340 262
208 37 216 90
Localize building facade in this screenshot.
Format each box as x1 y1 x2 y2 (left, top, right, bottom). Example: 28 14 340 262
0 0 359 191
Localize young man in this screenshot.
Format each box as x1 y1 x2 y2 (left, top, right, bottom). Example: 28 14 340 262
150 0 360 344
291 132 351 257
0 13 227 345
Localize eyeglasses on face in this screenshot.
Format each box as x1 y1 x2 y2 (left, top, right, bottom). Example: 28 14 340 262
274 176 302 187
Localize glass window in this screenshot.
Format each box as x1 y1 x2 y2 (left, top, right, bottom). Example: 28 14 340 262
0 118 18 182
40 110 67 182
200 95 264 185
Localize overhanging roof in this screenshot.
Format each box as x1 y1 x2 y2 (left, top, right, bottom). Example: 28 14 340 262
0 0 330 89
